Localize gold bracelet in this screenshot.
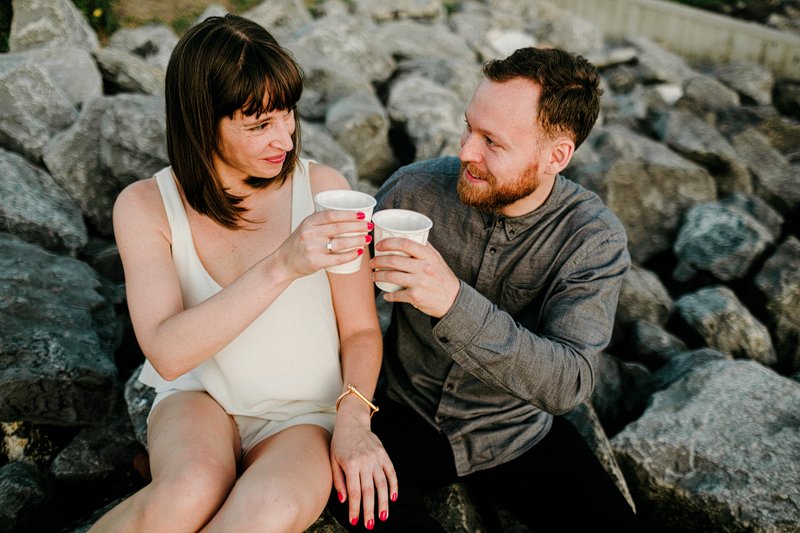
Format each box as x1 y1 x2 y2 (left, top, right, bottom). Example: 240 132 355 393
335 384 379 418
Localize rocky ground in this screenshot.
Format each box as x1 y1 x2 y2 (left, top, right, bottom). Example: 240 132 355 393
1 0 799 532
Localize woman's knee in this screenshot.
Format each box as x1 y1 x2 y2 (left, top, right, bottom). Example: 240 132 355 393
247 484 329 532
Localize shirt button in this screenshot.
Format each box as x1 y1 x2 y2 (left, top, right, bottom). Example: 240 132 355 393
509 228 516 236
435 415 443 423
489 247 497 255
445 383 454 391
439 336 449 344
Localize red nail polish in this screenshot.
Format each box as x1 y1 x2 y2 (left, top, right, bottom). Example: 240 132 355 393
367 222 374 230
365 235 372 244
338 491 344 503
357 248 364 256
367 519 374 530
380 510 387 521
391 492 397 502
357 212 366 220
351 517 358 526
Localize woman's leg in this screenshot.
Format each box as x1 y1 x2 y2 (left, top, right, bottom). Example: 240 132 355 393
201 424 333 533
88 391 240 533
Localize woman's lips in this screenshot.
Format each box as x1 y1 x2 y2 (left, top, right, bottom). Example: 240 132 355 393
264 153 287 164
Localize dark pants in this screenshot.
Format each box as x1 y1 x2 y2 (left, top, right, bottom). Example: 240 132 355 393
330 398 641 532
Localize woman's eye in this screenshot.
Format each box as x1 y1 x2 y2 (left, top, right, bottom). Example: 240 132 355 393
251 122 268 131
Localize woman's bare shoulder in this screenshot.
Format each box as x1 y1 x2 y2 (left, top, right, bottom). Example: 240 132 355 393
113 177 169 238
308 161 351 196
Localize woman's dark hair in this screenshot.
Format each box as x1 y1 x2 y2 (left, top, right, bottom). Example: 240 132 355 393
482 47 602 149
165 14 304 228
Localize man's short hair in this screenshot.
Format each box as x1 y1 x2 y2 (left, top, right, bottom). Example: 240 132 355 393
482 47 602 149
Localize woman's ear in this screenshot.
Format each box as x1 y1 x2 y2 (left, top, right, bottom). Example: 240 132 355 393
545 138 575 175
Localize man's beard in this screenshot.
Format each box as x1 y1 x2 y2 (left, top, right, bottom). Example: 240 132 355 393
457 162 539 212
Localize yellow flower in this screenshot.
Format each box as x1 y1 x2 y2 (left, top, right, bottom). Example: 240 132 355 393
92 7 103 18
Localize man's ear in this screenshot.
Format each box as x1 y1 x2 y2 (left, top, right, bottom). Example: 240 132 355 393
545 138 575 175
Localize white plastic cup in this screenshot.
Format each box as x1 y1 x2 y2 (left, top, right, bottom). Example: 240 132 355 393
313 190 376 274
372 209 433 292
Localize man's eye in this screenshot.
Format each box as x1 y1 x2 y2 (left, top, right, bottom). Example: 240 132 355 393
485 136 495 146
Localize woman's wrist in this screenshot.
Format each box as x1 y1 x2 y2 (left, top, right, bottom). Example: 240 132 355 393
336 384 378 421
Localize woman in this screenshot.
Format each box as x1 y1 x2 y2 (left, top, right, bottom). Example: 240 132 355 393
90 14 395 532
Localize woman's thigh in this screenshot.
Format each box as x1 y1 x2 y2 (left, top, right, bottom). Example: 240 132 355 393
147 390 241 484
203 424 333 533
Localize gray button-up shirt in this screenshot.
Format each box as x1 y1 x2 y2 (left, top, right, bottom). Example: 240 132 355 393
376 157 630 476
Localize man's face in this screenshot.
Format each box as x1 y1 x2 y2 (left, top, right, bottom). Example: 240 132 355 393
457 78 551 215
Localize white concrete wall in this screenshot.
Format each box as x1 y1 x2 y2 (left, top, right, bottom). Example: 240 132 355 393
549 0 800 79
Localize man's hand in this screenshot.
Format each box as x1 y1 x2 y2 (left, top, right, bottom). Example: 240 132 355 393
370 238 460 318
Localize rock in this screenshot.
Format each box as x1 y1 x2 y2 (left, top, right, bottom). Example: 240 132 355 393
387 75 464 162
377 20 476 63
393 57 482 108
754 237 800 373
525 2 605 58
124 365 154 450
9 45 103 108
1 421 65 466
0 61 77 162
676 74 741 119
325 92 396 184
653 109 752 196
287 13 395 84
354 0 445 22
295 55 374 122
425 483 486 532
241 0 312 45
93 48 165 96
773 78 800 120
756 115 800 163
80 239 124 284
713 62 775 106
9 0 99 52
449 8 506 62
106 24 178 71
627 320 688 371
615 264 674 329
627 36 698 85
0 147 88 253
50 390 143 481
675 286 777 366
613 359 800 532
0 234 119 426
720 193 784 240
731 128 800 221
193 5 228 25
672 201 775 282
596 125 717 263
591 353 653 436
0 462 50 533
300 120 358 187
651 348 730 391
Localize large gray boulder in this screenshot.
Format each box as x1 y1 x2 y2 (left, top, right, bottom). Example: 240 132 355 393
627 36 698 85
354 0 445 22
627 321 688 371
713 62 775 106
615 264 674 329
0 234 119 426
0 462 50 533
0 61 77 162
596 125 717 263
376 20 476 63
9 0 99 52
672 201 775 282
675 285 777 367
295 55 374 122
93 47 165 96
754 237 800 373
300 120 358 187
43 94 168 236
106 24 178 71
613 359 800 532
0 147 88 253
241 0 312 45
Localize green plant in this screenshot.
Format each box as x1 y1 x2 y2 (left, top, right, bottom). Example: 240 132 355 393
72 0 118 39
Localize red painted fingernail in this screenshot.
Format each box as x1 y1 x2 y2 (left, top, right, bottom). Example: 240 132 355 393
365 235 372 244
391 492 398 502
351 517 358 526
357 248 364 256
367 222 374 230
338 491 344 503
367 519 374 530
380 511 388 521
357 212 366 220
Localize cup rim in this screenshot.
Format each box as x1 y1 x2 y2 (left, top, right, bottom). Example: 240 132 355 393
314 189 376 210
372 209 433 233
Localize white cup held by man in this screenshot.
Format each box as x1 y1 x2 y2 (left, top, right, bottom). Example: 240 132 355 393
313 190 376 274
372 209 433 292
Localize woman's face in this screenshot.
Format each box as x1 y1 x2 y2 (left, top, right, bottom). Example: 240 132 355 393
214 106 296 184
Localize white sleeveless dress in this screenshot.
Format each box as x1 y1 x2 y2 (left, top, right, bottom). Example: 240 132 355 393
138 159 342 453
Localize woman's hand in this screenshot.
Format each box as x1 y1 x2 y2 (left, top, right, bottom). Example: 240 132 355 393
274 209 373 279
331 399 397 530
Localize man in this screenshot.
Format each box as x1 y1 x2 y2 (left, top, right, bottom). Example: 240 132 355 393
334 47 638 531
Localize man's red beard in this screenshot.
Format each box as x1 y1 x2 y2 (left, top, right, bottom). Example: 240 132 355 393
457 162 540 212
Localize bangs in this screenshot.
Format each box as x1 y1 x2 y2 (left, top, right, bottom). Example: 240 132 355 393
216 41 303 120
